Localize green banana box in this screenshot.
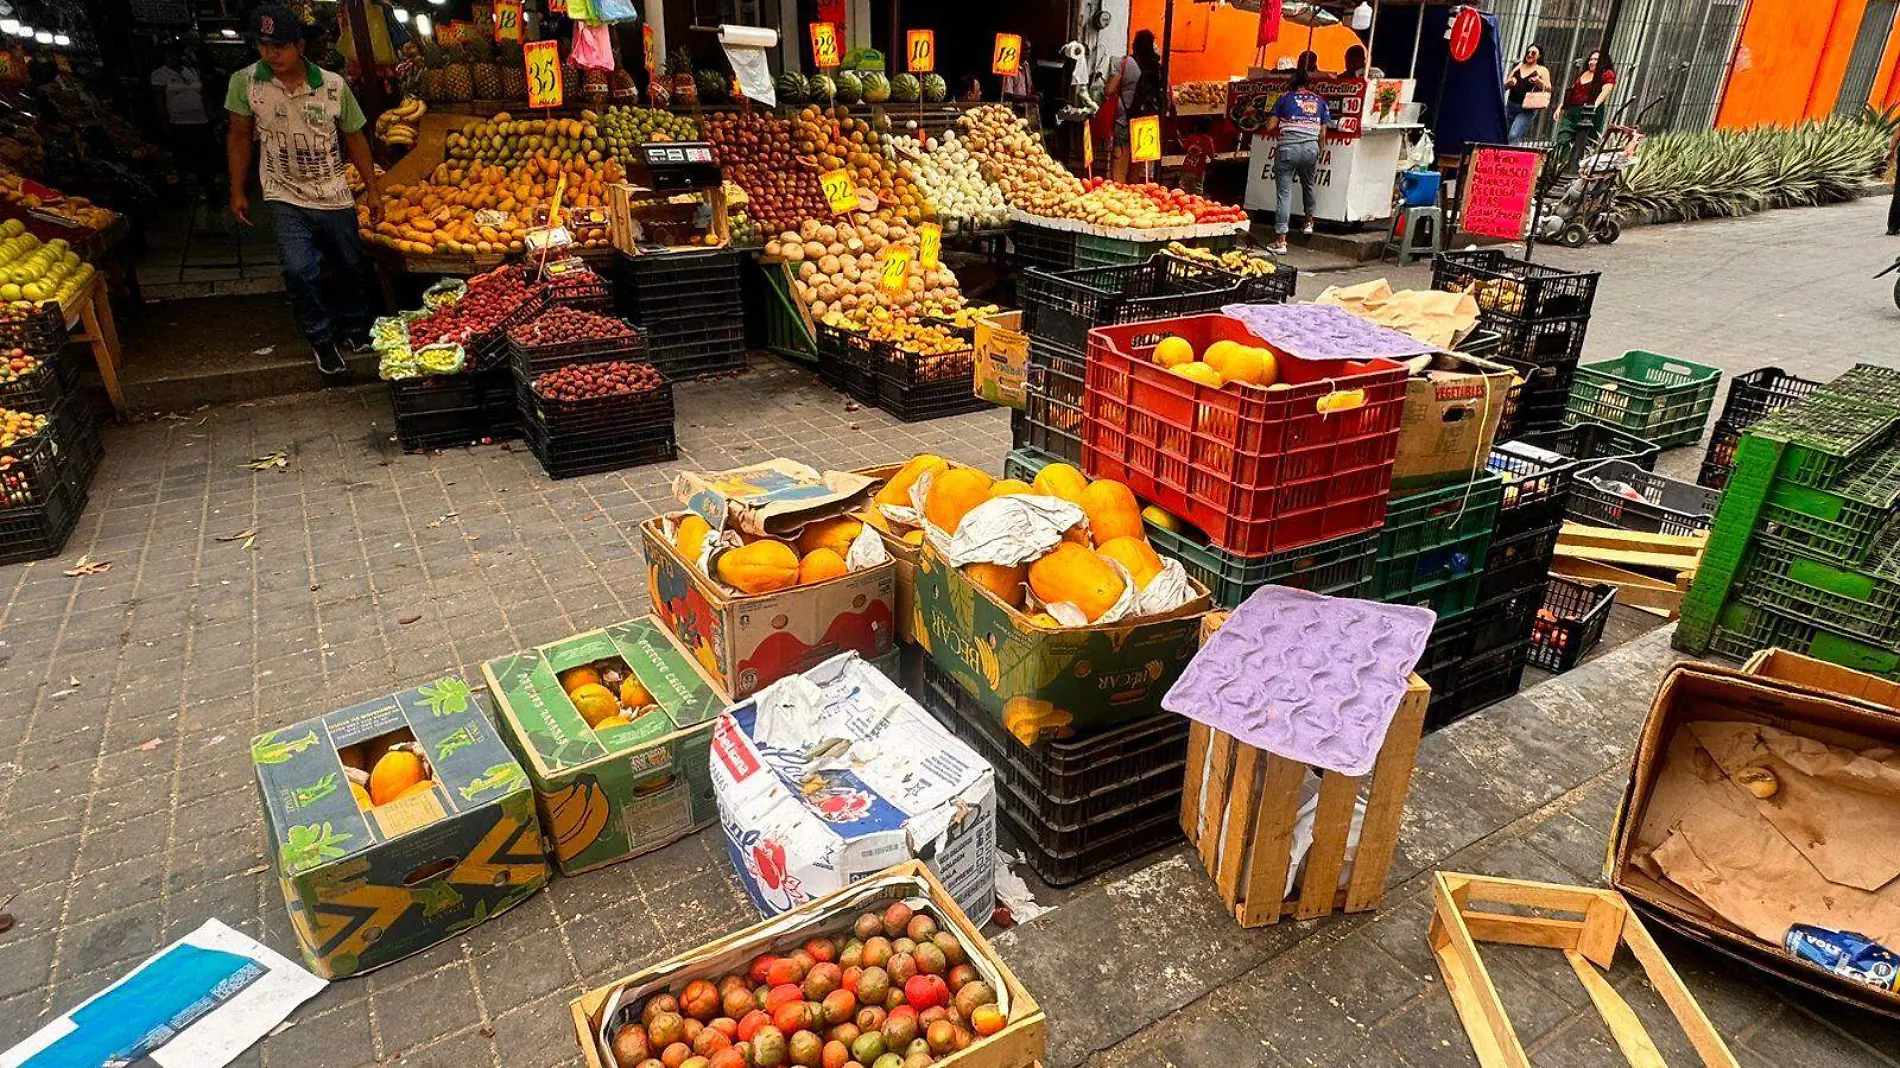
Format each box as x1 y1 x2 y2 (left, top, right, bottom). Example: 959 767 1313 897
481 615 729 876
251 679 547 980
913 543 1211 739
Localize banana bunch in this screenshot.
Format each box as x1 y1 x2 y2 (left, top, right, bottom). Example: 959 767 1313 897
375 97 428 149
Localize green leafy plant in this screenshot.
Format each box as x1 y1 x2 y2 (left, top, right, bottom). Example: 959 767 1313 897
290 772 341 809
1618 118 1888 221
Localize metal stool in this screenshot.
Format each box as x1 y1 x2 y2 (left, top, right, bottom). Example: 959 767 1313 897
1384 205 1445 264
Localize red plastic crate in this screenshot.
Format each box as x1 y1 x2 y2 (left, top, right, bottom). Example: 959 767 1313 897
1083 314 1407 557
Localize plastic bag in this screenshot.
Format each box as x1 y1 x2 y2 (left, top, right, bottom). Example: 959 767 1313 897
571 21 614 66
594 0 640 23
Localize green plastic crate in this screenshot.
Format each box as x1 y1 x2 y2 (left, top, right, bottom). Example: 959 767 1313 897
1149 524 1376 609
1735 531 1900 646
1707 601 1900 677
1676 433 1784 654
1757 442 1900 564
758 263 816 362
1002 446 1058 482
1073 231 1242 271
1748 393 1900 489
1563 350 1721 448
1819 363 1900 408
1369 472 1503 618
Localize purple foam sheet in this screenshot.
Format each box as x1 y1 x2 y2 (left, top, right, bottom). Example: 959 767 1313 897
1222 302 1441 362
1163 586 1435 776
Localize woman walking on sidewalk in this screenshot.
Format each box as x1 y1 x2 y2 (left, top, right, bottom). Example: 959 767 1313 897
1552 50 1616 172
1264 69 1330 256
1504 44 1552 144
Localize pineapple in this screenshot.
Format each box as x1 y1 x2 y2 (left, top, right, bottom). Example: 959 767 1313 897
418 40 448 102
611 67 638 102
468 37 502 101
582 65 611 110
560 54 582 103
646 50 670 106
441 43 474 102
495 40 527 100
669 46 697 105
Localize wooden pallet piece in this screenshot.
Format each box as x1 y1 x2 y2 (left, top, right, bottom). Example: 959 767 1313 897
1550 557 1684 618
1428 872 1739 1068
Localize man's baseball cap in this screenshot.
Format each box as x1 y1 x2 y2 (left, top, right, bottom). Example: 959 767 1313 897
251 4 303 44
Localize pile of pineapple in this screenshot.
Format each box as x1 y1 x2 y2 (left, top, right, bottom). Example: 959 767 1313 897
415 37 527 103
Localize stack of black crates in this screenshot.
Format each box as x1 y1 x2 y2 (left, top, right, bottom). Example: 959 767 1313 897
0 304 101 563
1695 367 1823 491
509 307 673 479
615 250 746 381
388 274 549 452
1432 250 1600 438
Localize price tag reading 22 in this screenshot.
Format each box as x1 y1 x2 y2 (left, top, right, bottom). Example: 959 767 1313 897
1129 115 1161 162
820 169 858 214
810 22 840 68
991 34 1022 76
524 40 563 109
881 248 912 292
918 223 941 270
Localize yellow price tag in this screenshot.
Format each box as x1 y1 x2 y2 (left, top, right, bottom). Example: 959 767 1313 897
820 169 858 214
918 223 941 270
907 30 936 74
810 22 840 68
548 173 567 228
643 24 658 78
991 33 1022 77
1083 128 1094 173
881 249 912 292
524 40 563 109
1130 115 1162 163
492 0 521 41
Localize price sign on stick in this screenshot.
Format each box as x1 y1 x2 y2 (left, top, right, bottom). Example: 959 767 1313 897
492 0 520 41
810 22 840 68
524 40 563 109
1129 115 1161 163
881 248 912 292
1082 127 1095 173
992 33 1022 76
643 24 658 79
907 30 935 73
918 223 941 269
820 169 859 214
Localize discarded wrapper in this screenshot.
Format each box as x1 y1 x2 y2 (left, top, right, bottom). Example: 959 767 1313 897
1786 925 1900 991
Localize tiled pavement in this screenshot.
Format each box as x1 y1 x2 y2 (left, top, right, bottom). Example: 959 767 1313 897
3 196 1899 1066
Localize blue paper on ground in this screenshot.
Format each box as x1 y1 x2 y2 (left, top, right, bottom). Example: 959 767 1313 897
21 945 263 1068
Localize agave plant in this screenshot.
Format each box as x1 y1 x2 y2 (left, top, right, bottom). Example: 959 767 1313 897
1617 118 1888 221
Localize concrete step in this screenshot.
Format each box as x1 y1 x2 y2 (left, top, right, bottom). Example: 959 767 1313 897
120 348 381 414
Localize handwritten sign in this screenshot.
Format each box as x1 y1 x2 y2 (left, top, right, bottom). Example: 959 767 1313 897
492 0 521 41
918 223 941 269
643 24 658 78
907 30 935 73
1227 71 1369 140
1460 144 1544 242
991 33 1021 76
881 248 912 292
1083 127 1094 173
524 40 563 109
810 22 840 68
820 169 858 214
1129 115 1161 163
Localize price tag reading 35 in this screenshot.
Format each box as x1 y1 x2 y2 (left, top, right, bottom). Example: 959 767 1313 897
810 22 840 68
492 0 521 42
524 40 563 108
992 33 1022 76
881 248 912 292
918 222 941 269
1129 115 1161 163
820 169 858 214
907 30 935 73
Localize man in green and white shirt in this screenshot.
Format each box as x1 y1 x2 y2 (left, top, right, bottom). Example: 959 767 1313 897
225 4 382 383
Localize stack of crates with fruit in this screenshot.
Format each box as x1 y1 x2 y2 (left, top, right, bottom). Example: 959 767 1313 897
857 321 991 424
0 302 93 563
1697 367 1822 490
615 249 746 381
1431 250 1600 435
1564 351 1722 449
1677 365 1900 676
509 305 672 479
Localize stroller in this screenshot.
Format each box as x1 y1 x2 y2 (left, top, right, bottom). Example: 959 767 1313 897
1535 97 1662 248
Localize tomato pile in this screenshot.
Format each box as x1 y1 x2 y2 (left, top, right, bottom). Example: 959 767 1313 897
1084 178 1249 224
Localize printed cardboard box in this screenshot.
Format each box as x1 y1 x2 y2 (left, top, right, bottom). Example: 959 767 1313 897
1392 351 1514 491
251 679 547 979
855 460 929 645
913 542 1211 737
974 309 1028 409
642 515 897 700
674 457 877 538
709 653 997 923
482 616 729 876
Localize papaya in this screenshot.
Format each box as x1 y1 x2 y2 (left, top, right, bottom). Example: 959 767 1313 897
1098 536 1164 589
716 540 800 595
1031 462 1088 503
876 454 948 509
369 750 426 806
391 780 438 803
964 561 1028 608
923 468 996 535
1028 543 1127 622
796 515 863 558
568 683 622 727
798 548 850 585
673 514 713 560
1080 480 1143 544
349 781 373 810
989 479 1033 498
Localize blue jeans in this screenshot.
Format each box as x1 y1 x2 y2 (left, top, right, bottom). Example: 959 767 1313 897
270 201 370 347
1507 104 1541 144
1273 140 1321 236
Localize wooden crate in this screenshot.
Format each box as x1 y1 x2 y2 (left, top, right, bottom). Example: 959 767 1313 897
570 860 1045 1068
1428 873 1739 1068
1743 647 1900 709
1181 609 1429 927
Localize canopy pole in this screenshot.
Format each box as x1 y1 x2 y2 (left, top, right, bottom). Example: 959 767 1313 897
1409 1 1424 77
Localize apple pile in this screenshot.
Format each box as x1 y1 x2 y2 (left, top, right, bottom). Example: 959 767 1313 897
533 360 664 402
507 306 638 350
607 901 1005 1068
0 348 40 384
706 111 828 236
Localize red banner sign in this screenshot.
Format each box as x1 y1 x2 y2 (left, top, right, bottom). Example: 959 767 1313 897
1460 144 1543 242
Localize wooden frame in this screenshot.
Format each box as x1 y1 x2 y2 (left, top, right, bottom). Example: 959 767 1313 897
1181 671 1430 927
1428 873 1739 1068
570 860 1045 1068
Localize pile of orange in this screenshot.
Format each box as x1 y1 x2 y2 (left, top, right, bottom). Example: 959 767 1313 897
359 153 623 257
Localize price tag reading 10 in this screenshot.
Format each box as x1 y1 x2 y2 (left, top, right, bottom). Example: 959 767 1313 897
820 169 858 214
907 29 935 73
524 40 563 109
1129 115 1161 163
991 33 1022 76
810 22 840 68
881 249 912 292
918 223 941 270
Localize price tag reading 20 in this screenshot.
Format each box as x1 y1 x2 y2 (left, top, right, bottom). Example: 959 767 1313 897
820 169 858 214
918 223 941 270
524 40 563 109
810 22 840 68
1129 115 1161 163
991 34 1022 76
881 248 912 292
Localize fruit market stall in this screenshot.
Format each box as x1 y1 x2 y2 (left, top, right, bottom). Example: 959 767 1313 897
1232 73 1423 225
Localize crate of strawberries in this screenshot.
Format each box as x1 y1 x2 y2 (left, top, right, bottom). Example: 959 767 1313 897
509 306 648 380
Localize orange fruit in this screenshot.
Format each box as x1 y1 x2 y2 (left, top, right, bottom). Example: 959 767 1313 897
1170 362 1225 388
369 750 426 806
568 683 622 727
1152 335 1195 368
989 479 1033 498
559 665 603 695
620 674 654 709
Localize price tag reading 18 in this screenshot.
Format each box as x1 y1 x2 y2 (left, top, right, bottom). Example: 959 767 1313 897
524 40 563 109
991 33 1022 76
907 30 935 73
918 223 941 270
810 22 840 68
1129 115 1162 163
492 0 521 42
881 248 912 292
820 169 858 214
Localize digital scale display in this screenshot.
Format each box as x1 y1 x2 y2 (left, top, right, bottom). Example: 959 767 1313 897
640 143 716 166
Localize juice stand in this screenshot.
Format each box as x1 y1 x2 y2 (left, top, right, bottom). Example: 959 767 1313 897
1233 72 1421 224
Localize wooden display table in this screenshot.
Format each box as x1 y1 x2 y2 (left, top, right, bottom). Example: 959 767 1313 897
59 275 125 414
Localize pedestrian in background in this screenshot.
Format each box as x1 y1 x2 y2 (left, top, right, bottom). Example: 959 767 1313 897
152 44 220 203
1887 124 1899 236
1265 68 1330 255
1553 50 1615 169
1105 29 1164 182
1504 44 1551 144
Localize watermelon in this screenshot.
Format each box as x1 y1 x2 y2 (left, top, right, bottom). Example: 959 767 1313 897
775 71 807 104
833 69 863 104
695 69 729 103
890 73 921 103
807 73 836 102
860 71 891 103
921 73 948 103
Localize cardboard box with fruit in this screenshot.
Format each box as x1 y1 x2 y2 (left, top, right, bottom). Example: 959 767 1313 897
251 679 548 979
644 459 898 700
483 616 729 876
571 861 1044 1068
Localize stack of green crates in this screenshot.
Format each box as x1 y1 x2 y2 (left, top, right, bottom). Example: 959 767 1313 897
1564 350 1722 448
1676 364 1900 676
1369 471 1504 618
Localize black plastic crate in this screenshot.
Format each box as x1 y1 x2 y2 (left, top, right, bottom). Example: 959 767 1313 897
995 776 1184 887
1009 222 1081 274
1416 612 1473 698
507 310 647 380
396 406 487 451
877 374 991 423
0 474 83 565
1026 340 1084 409
644 318 747 381
389 374 482 416
519 375 675 438
1467 582 1544 660
1697 420 1744 490
1569 459 1721 536
866 335 979 392
1487 440 1578 531
1480 314 1588 368
52 402 102 494
1019 257 1247 358
1716 366 1823 430
1021 383 1082 462
1432 249 1600 323
1433 641 1528 728
1147 524 1377 609
1518 422 1660 472
0 302 69 356
828 325 886 406
0 358 68 414
521 419 677 479
544 267 613 312
617 249 744 323
1526 577 1616 673
459 290 550 372
0 430 71 510
1477 519 1562 603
